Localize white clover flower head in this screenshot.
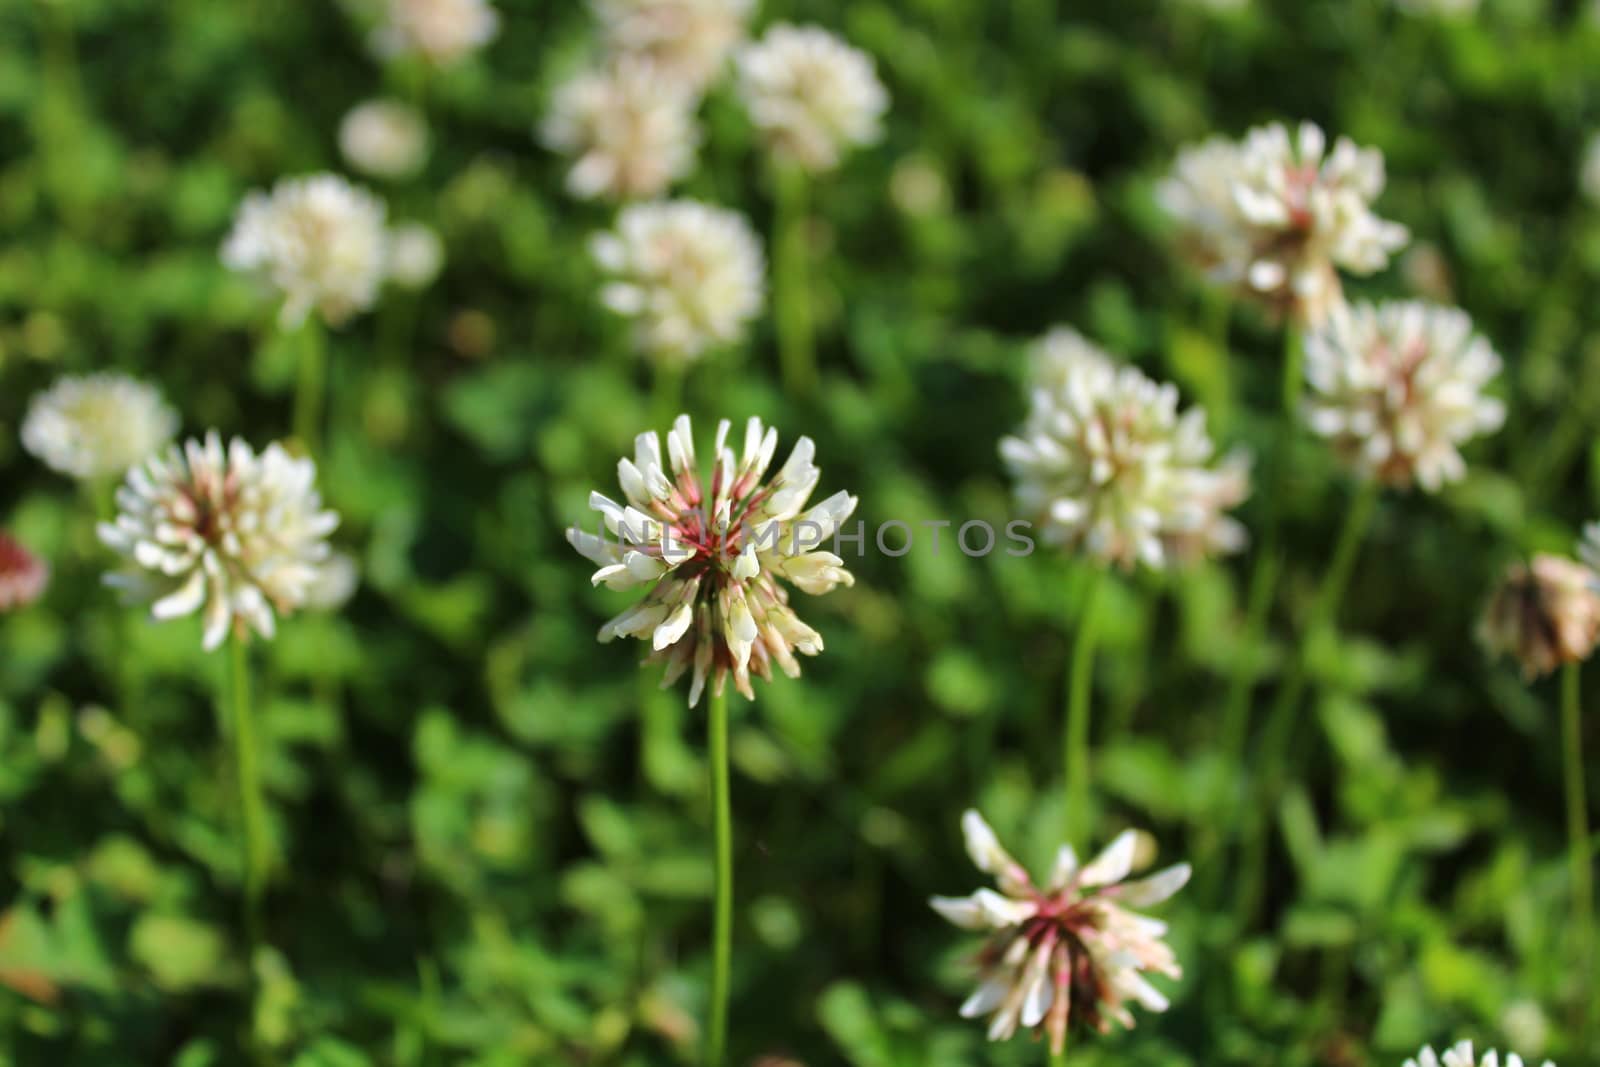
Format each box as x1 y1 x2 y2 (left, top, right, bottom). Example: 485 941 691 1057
98 432 340 652
1405 1041 1554 1067
1000 329 1250 570
1480 554 1600 681
590 199 765 364
371 0 499 66
736 23 888 173
1159 121 1409 325
1304 301 1504 492
1581 134 1600 206
385 222 445 289
930 811 1190 1054
339 99 430 180
0 532 49 613
541 58 701 202
221 173 388 329
22 373 178 481
592 0 753 92
569 414 856 706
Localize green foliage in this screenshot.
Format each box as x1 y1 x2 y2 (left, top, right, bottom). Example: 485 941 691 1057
1 0 1598 1064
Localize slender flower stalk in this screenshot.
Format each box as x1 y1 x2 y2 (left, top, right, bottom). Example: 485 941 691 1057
1063 569 1105 848
1234 477 1378 929
772 164 815 396
1561 662 1593 1041
707 684 733 1067
229 635 269 963
294 318 327 454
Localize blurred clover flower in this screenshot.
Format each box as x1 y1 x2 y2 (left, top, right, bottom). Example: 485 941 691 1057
1405 1042 1553 1067
1581 521 1600 578
590 199 765 364
999 328 1250 570
22 372 178 481
304 550 361 614
222 173 388 329
1159 121 1408 325
735 23 888 173
541 59 701 203
1480 554 1600 680
1303 301 1504 492
99 432 340 652
339 99 429 180
929 811 1190 1054
371 0 499 66
0 533 49 612
385 222 445 289
1582 133 1600 206
569 414 856 706
593 0 752 92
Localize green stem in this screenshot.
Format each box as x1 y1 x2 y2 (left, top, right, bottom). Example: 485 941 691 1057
229 637 269 982
1562 662 1594 1042
1064 569 1106 848
773 165 816 398
1234 479 1379 930
293 318 327 454
707 686 733 1067
1207 326 1300 904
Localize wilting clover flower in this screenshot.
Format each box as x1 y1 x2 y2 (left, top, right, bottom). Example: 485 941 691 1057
1405 1042 1554 1067
541 59 701 202
590 199 765 364
0 533 49 612
221 173 388 329
1303 301 1504 492
735 23 888 173
999 328 1250 570
384 222 445 289
593 0 753 92
1158 121 1409 324
99 432 340 652
339 99 430 180
930 811 1190 1054
1480 554 1600 680
371 0 499 66
22 373 178 481
569 415 856 706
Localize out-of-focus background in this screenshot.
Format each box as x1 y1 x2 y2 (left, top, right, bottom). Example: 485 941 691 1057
2 0 1599 1064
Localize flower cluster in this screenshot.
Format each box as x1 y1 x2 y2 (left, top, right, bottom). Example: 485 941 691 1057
735 23 888 173
930 811 1190 1054
1405 1042 1554 1067
0 533 49 613
339 99 430 180
385 222 445 289
1303 301 1505 493
541 59 702 202
1480 554 1600 680
590 200 765 363
22 373 178 481
1159 121 1409 324
221 173 389 328
371 0 499 66
569 415 856 706
99 433 340 652
999 328 1250 570
592 0 753 92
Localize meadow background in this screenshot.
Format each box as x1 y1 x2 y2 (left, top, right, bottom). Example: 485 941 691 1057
2 0 1600 1064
